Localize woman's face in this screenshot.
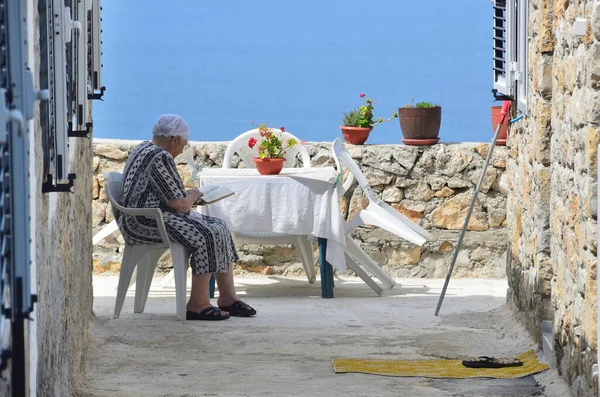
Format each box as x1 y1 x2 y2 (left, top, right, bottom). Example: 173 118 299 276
170 135 188 157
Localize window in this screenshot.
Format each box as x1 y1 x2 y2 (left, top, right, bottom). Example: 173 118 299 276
492 0 528 113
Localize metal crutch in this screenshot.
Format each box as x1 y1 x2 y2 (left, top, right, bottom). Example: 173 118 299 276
435 100 511 316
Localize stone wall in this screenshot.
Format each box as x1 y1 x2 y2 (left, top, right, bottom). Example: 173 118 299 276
92 138 509 279
506 1 600 395
33 1 94 396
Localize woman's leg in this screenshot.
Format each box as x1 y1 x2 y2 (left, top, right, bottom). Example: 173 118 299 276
187 273 222 313
215 264 256 316
215 263 238 307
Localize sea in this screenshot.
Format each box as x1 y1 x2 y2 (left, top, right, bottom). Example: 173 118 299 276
93 0 498 145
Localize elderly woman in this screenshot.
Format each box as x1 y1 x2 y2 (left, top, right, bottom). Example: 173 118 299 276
118 114 255 320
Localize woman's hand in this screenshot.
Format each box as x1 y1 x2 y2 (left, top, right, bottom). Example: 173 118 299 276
187 188 203 201
167 188 204 213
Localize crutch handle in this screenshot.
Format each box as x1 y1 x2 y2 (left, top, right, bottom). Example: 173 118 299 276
498 100 511 125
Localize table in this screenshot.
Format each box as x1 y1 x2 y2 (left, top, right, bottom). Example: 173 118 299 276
197 167 346 298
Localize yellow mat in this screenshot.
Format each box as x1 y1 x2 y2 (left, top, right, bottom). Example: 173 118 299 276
332 350 548 379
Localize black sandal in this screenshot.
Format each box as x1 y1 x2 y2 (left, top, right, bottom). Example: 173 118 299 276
186 306 230 321
218 300 256 317
462 356 523 368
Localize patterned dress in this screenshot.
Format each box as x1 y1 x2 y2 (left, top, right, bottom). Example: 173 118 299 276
117 141 239 275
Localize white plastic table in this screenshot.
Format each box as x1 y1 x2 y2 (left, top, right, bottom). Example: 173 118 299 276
197 167 346 297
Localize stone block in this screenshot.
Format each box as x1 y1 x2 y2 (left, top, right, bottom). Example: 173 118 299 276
91 201 106 227
469 167 497 193
410 149 436 179
391 202 424 223
436 146 474 176
105 204 115 222
589 42 600 89
362 166 393 186
363 146 417 176
386 246 421 265
427 175 447 190
539 56 553 99
348 191 369 220
92 177 99 199
347 145 365 159
474 143 489 159
434 186 455 198
404 182 434 201
92 156 100 172
593 1 600 41
95 143 128 160
487 195 507 228
493 172 510 196
540 0 556 52
382 185 404 203
430 192 489 231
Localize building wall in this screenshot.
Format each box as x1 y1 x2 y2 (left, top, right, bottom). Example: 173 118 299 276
506 0 600 395
33 1 94 396
92 139 509 279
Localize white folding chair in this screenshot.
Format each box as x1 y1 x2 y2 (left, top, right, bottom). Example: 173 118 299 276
331 138 433 292
92 219 119 245
206 128 316 283
104 171 191 320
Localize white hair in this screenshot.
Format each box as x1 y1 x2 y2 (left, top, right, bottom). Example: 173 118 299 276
152 114 190 140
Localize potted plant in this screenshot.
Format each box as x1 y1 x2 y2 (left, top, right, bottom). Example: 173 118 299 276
398 100 442 145
340 93 398 145
247 123 298 175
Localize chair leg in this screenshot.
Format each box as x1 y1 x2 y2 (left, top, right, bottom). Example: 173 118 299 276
209 273 216 299
345 236 396 289
344 253 383 296
114 245 146 319
295 236 316 283
170 245 190 320
134 249 165 313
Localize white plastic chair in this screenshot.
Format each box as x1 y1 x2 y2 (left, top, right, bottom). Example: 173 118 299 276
104 171 191 320
222 128 311 169
213 129 316 283
331 138 433 293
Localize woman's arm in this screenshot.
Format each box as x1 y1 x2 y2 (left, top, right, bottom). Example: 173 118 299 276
167 188 203 213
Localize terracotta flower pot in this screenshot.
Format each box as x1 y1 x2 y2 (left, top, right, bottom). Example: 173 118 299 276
397 106 442 145
340 126 372 145
252 157 285 175
491 106 508 146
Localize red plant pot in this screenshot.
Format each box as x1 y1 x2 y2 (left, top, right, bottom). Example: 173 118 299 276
491 106 509 146
340 126 372 145
252 157 285 175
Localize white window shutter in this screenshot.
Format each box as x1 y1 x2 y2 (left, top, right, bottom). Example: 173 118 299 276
516 0 528 113
493 0 516 99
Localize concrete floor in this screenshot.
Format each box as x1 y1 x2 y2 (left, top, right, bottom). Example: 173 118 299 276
80 274 571 397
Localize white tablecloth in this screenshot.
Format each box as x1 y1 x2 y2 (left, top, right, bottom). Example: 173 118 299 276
197 167 347 271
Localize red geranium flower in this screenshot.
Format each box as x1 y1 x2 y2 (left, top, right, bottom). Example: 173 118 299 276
248 137 258 148
360 93 365 98
280 126 285 132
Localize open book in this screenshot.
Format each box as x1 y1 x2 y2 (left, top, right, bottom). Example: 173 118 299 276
197 184 235 205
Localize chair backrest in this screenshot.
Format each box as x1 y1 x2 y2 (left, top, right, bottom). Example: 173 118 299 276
223 128 311 169
331 138 376 200
104 171 126 220
183 147 200 180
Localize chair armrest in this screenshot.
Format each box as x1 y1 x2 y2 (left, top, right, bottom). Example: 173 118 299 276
118 207 170 246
